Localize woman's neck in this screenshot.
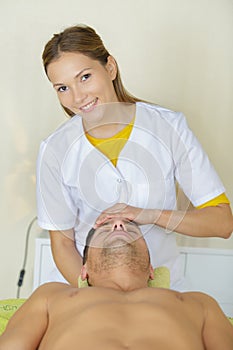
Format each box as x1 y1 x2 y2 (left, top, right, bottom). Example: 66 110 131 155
82 102 136 138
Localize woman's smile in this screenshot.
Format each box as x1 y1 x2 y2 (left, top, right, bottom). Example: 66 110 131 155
47 52 118 118
79 97 98 113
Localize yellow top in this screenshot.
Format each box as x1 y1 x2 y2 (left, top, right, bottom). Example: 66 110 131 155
86 117 135 167
196 193 230 209
86 119 230 209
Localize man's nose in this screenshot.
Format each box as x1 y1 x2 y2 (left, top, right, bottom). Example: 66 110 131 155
112 219 126 231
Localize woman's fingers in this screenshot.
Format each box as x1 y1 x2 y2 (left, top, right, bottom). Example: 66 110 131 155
95 204 146 227
95 203 128 227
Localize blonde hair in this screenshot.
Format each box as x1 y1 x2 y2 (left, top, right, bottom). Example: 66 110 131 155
42 24 141 116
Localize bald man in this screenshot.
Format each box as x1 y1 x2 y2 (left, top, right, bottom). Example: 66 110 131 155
0 218 232 350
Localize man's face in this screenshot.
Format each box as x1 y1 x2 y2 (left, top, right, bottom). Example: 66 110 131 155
90 218 143 248
83 218 151 280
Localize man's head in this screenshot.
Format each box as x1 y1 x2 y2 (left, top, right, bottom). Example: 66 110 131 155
81 218 154 288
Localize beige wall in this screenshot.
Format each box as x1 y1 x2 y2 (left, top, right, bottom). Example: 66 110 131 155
1 0 232 298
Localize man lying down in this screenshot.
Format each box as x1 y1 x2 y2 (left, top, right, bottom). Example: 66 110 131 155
0 219 233 350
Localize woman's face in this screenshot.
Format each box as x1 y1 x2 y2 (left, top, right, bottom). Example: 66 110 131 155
47 52 119 116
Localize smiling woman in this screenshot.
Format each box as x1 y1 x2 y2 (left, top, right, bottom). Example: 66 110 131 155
36 24 233 290
42 25 140 117
47 52 119 117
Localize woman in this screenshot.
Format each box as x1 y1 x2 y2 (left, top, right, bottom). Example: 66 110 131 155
37 24 233 289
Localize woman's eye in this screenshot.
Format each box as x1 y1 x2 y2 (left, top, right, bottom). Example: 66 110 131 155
81 73 91 82
58 86 68 92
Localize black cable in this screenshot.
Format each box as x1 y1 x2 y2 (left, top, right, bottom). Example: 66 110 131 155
16 216 37 298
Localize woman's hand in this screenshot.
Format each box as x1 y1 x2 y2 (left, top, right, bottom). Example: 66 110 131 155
95 203 233 238
95 203 159 227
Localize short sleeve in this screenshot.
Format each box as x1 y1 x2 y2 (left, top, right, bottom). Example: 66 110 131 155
172 113 225 207
36 141 78 231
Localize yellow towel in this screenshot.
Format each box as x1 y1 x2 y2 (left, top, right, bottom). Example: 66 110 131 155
0 299 25 334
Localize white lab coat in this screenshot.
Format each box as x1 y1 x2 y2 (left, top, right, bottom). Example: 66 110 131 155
37 102 225 289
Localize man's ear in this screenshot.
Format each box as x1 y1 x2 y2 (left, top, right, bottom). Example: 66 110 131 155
149 264 154 280
81 265 88 281
106 55 117 80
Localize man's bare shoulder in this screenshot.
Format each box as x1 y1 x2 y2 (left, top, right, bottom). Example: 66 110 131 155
180 291 218 305
32 282 74 300
179 291 230 320
38 282 73 293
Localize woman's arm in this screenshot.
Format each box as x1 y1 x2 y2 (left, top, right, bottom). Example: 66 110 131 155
95 203 233 238
154 203 233 238
49 228 83 286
